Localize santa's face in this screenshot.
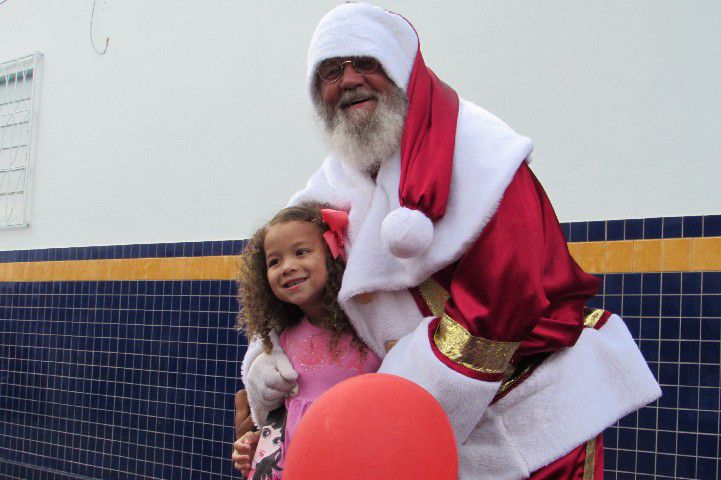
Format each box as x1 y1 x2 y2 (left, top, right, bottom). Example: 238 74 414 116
314 56 408 172
317 56 395 122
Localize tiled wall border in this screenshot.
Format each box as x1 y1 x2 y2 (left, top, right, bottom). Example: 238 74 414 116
0 236 719 283
0 215 719 281
0 240 246 264
1 215 718 265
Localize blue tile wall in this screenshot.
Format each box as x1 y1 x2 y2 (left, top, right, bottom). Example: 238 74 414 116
599 271 721 480
0 279 245 480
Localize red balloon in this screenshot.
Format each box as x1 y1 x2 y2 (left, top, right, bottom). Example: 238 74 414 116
283 373 458 480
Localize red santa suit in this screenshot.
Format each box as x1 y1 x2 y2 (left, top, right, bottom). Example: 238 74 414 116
243 4 661 479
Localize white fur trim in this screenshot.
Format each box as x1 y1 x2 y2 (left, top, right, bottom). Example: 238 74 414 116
340 288 425 358
381 207 434 258
459 315 661 479
306 3 418 98
291 99 533 298
378 317 501 446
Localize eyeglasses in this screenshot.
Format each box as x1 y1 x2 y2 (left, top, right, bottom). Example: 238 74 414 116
317 57 381 83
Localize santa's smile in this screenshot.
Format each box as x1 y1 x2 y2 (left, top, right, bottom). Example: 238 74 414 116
282 277 308 290
343 98 375 110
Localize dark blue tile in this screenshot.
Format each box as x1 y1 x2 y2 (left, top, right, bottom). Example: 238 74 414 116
569 222 588 242
641 273 661 294
617 426 637 448
677 432 697 455
617 449 636 471
625 218 643 240
642 296 661 317
661 318 680 339
701 318 721 341
676 454 696 478
679 386 700 409
682 272 702 294
680 339 700 360
704 214 721 237
699 433 719 457
700 341 721 364
678 410 699 432
705 272 721 293
606 274 623 294
659 340 679 362
661 295 681 317
657 431 677 453
232 240 245 255
682 216 703 238
643 217 663 239
623 295 641 316
624 273 642 294
636 429 655 452
221 240 235 256
699 410 719 434
663 216 682 239
587 221 605 241
700 365 720 387
607 220 625 240
702 295 721 317
697 458 718 479
641 317 660 339
682 295 701 317
638 407 658 428
659 363 679 384
659 386 678 408
679 364 700 386
662 273 681 294
605 295 623 314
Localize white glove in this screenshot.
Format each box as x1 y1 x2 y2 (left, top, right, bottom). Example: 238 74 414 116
246 347 298 425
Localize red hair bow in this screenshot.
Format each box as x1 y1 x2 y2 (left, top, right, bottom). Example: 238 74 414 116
321 209 349 261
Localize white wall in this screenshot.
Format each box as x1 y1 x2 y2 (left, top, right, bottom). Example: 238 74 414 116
1 1 719 250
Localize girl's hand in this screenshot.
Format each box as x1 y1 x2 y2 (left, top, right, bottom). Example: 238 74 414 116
232 431 260 476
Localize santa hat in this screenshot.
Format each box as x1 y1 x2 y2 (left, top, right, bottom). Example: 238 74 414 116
307 2 459 259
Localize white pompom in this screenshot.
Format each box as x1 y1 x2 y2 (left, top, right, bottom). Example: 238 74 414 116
381 207 434 258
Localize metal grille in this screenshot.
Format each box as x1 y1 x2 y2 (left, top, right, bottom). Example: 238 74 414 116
0 53 42 228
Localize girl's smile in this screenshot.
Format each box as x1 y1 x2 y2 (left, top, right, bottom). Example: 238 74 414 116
264 220 329 322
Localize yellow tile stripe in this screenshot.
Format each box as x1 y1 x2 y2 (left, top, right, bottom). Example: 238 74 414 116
0 256 240 282
0 237 719 282
568 237 721 274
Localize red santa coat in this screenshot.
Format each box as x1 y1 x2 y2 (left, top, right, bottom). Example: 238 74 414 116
285 98 661 479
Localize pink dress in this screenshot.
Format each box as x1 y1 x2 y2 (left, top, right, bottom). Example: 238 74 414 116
279 318 381 467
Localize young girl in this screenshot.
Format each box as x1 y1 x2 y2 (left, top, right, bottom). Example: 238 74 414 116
231 203 381 479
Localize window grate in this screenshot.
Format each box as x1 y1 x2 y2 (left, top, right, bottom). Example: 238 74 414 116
0 53 42 229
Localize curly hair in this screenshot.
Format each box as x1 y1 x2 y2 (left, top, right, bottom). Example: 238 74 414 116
236 202 363 355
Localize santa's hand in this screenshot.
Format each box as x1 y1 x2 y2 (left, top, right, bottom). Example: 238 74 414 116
246 348 298 424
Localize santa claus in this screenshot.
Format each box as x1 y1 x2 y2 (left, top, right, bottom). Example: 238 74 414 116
241 3 661 478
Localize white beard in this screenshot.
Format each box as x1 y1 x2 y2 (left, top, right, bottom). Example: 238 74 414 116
315 86 408 173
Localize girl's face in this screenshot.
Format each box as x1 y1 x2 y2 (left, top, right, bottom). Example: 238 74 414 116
264 220 329 320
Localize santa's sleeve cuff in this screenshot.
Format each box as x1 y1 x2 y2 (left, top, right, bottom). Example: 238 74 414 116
378 317 502 445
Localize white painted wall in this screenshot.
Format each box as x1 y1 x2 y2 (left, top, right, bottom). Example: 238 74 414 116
1 1 719 250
